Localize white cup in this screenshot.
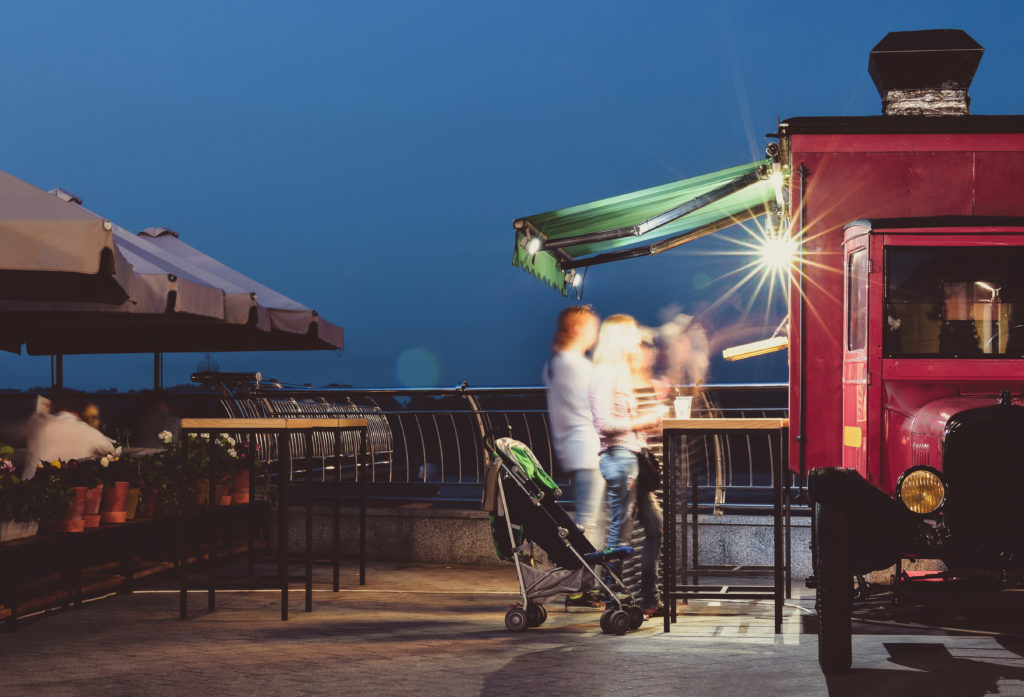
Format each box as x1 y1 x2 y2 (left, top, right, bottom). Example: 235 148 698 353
673 396 693 419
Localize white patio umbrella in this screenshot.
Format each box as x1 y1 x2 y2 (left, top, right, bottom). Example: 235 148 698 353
0 172 134 304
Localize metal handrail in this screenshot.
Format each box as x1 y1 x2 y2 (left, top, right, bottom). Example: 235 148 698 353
210 383 797 508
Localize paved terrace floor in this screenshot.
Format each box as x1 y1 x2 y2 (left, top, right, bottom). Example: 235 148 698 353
2 561 1024 697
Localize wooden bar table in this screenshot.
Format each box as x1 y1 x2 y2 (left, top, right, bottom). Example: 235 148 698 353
178 417 368 620
661 418 790 634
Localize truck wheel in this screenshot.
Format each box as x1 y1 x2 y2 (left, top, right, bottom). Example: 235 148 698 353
814 501 853 674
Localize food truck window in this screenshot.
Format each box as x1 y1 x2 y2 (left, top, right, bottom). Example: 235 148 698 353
848 248 868 351
885 246 1024 357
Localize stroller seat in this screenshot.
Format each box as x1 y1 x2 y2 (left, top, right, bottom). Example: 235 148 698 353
483 437 643 635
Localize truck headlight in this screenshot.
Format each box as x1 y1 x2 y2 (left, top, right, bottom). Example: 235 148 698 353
896 466 946 515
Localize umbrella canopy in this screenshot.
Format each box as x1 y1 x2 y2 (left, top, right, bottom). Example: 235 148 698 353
0 185 343 355
0 173 133 303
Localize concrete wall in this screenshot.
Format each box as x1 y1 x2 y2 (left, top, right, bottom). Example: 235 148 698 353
273 505 812 579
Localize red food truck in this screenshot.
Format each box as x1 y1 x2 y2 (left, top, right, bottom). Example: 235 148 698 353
781 29 1024 673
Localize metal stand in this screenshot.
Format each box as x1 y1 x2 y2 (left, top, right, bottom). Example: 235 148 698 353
662 419 791 634
177 417 368 621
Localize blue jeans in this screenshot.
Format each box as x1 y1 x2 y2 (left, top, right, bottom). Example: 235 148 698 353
570 468 607 549
600 447 662 607
599 447 638 550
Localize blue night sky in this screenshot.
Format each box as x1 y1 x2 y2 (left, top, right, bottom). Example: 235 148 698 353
2 1 1023 390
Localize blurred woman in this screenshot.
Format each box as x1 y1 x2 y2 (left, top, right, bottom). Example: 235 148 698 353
589 314 665 615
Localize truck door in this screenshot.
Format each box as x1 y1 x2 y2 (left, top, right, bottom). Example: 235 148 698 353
842 238 869 476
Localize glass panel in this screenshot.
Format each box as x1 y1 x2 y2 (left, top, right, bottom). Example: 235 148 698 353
885 246 1024 357
848 248 868 351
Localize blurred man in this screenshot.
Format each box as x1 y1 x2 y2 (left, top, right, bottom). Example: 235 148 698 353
23 391 116 480
544 306 607 547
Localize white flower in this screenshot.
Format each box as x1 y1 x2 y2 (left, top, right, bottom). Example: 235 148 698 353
227 437 236 447
100 457 110 467
227 449 237 459
158 430 173 444
200 433 210 440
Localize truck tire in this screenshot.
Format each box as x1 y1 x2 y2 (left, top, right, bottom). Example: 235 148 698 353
814 501 853 674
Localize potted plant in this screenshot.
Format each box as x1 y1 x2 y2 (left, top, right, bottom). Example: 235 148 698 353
61 458 106 528
100 452 136 524
174 432 240 506
18 461 79 534
137 442 183 518
1 443 43 541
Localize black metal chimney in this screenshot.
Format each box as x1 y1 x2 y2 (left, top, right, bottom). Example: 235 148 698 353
868 29 984 116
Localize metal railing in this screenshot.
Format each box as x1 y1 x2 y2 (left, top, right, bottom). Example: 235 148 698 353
212 383 798 510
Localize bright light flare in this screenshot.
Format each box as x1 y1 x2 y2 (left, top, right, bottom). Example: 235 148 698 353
758 233 799 273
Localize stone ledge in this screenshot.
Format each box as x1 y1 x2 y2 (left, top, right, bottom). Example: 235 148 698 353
273 505 813 576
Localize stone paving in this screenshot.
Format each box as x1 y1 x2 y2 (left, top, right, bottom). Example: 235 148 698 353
2 561 1024 696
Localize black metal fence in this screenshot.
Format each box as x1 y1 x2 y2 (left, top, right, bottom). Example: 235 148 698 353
0 383 797 510
214 383 797 510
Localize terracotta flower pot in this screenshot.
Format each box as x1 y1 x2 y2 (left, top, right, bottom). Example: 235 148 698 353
83 484 104 528
47 486 87 533
216 482 231 506
125 488 141 520
230 468 250 504
101 481 131 524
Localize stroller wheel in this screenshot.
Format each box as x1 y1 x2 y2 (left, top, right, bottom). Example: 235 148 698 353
599 609 613 633
526 602 547 627
626 605 645 630
505 606 528 632
607 610 631 636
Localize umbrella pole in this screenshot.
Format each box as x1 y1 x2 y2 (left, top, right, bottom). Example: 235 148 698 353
153 352 163 390
52 354 64 390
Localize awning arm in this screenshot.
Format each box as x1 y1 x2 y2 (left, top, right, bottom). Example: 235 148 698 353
515 219 576 266
561 202 769 269
537 168 765 252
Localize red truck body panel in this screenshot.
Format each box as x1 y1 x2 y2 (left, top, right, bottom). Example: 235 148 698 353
784 120 1024 492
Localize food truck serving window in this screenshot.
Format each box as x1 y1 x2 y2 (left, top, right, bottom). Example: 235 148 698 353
885 246 1024 358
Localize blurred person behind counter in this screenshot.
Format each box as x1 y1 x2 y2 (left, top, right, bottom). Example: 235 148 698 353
23 390 117 480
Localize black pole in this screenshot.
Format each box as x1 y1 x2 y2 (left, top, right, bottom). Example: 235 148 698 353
208 437 217 613
773 426 786 633
278 429 290 620
359 427 367 586
333 427 342 592
305 431 313 612
798 164 809 489
662 431 675 633
153 352 163 391
179 436 189 619
247 433 256 579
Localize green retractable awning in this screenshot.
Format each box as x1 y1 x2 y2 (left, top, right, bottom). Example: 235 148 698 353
512 159 777 295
